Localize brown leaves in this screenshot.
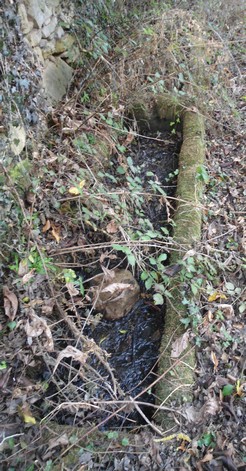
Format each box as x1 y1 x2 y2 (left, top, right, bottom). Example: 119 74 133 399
53 346 89 374
211 351 219 371
208 291 227 302
25 309 54 352
200 396 221 418
68 179 85 196
171 331 190 358
106 220 119 234
122 131 135 147
42 219 61 243
3 286 18 321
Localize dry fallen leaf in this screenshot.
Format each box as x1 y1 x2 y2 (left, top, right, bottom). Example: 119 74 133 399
42 219 61 243
18 259 29 276
51 226 61 243
200 396 220 418
208 291 227 302
171 331 190 358
41 299 55 315
22 269 36 285
66 282 79 297
48 433 69 451
216 303 234 319
123 131 135 146
3 286 18 321
68 180 85 195
25 309 54 352
99 252 117 263
53 346 89 374
42 219 51 232
201 453 214 463
106 220 119 234
211 351 219 371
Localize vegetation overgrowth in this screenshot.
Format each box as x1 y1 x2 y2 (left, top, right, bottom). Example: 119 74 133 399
0 0 245 469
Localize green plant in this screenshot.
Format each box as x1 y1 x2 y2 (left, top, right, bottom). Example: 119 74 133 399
73 136 96 155
165 169 179 182
10 248 57 276
170 115 181 135
67 138 174 304
197 431 216 449
61 269 85 296
220 326 234 348
222 384 235 397
147 72 165 94
196 165 209 184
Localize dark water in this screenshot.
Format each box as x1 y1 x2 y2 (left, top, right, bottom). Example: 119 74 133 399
77 130 180 427
82 300 163 427
51 129 180 428
129 131 180 226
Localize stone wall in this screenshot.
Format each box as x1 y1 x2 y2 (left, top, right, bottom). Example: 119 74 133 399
18 0 76 103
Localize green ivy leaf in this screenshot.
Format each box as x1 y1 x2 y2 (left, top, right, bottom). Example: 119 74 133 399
0 361 7 370
127 254 136 267
121 437 129 446
239 302 246 313
149 257 157 265
141 271 149 281
117 166 126 174
8 321 17 331
222 384 235 397
225 282 235 291
107 431 119 440
158 253 167 262
145 277 153 290
153 293 164 305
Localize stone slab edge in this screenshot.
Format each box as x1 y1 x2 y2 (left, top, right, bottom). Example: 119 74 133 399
154 95 205 429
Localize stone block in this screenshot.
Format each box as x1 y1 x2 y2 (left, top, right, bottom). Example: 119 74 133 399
42 57 73 103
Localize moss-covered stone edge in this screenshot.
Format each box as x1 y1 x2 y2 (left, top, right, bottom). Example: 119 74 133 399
156 95 205 428
130 94 205 429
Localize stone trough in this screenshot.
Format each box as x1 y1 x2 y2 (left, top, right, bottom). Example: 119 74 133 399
16 0 206 441
130 94 205 427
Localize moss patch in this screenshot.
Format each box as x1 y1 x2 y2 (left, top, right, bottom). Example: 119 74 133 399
155 108 205 429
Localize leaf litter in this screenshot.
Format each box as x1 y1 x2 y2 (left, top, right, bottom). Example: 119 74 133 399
0 0 245 470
